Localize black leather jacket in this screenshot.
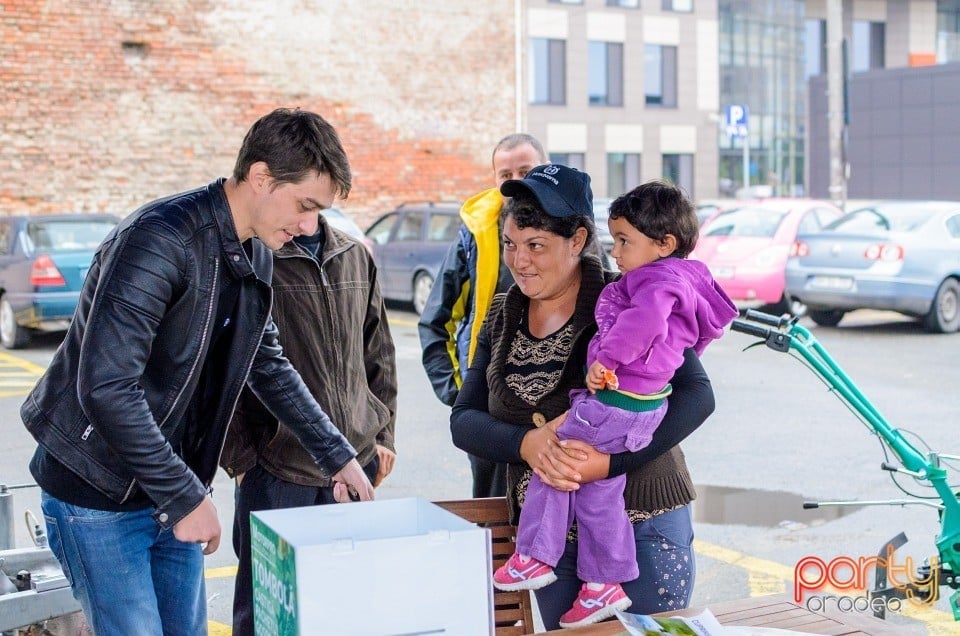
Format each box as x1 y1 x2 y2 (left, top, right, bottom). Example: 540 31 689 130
22 179 356 529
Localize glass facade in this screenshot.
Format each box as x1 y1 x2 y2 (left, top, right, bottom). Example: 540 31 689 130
718 1 805 196
939 0 960 63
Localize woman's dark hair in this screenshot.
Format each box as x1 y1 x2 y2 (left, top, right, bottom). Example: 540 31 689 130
501 192 595 248
233 108 352 199
608 180 699 258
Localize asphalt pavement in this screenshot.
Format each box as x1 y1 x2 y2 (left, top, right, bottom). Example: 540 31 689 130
1 307 956 634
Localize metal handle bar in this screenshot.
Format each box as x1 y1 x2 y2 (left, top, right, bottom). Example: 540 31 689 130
730 312 960 614
744 308 795 328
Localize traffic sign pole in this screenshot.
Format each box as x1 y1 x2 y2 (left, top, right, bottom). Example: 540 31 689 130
742 133 750 190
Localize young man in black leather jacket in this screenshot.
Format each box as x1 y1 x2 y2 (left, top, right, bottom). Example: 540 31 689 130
22 108 373 635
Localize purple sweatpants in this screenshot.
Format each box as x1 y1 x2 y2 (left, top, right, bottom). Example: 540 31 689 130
516 389 668 583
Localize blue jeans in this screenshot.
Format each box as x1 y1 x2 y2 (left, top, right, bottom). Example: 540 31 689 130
533 504 696 630
41 491 205 636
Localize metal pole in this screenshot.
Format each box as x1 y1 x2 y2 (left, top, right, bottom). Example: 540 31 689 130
742 133 750 190
826 0 847 209
0 485 13 551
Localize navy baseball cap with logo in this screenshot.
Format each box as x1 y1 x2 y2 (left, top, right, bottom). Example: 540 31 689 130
500 164 594 220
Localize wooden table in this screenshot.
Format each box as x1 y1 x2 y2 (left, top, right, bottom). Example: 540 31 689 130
545 594 916 635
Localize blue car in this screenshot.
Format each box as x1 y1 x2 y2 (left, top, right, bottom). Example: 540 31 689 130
0 214 120 348
784 201 960 332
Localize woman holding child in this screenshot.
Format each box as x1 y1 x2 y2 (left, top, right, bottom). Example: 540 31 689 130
450 165 717 629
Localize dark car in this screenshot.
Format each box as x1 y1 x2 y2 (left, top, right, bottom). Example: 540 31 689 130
0 214 120 348
365 202 461 314
321 206 373 252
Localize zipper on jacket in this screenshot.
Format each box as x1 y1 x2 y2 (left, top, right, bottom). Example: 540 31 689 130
119 256 220 504
80 425 93 441
157 256 220 431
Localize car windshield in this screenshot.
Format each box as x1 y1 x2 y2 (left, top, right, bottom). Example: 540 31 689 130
826 204 937 233
703 207 786 238
26 219 117 252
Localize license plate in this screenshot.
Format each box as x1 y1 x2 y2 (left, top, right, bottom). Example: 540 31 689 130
809 275 853 291
711 266 734 279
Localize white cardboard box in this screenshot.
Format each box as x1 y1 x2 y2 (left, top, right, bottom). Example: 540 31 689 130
250 497 494 635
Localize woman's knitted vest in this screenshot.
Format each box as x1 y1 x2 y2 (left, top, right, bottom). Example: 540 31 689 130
484 256 696 522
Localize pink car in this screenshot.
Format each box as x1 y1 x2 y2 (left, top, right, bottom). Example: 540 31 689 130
691 199 842 314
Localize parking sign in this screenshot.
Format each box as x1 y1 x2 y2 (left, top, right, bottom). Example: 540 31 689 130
726 104 748 138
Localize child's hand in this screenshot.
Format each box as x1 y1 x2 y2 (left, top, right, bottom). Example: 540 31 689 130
587 361 618 392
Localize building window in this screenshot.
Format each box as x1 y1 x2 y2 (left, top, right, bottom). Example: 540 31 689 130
530 39 566 105
607 153 641 196
588 42 624 106
549 153 585 171
938 0 960 62
607 0 639 7
663 154 694 196
852 21 885 71
663 0 693 11
645 45 677 107
804 19 826 78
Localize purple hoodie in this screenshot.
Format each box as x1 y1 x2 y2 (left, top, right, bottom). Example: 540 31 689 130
588 258 738 395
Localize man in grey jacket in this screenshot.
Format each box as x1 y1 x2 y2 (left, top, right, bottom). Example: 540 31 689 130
221 211 398 636
22 108 373 635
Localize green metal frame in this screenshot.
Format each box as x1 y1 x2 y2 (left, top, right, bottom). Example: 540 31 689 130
733 312 960 619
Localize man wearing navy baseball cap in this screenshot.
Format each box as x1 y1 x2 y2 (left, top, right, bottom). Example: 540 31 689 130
500 163 594 219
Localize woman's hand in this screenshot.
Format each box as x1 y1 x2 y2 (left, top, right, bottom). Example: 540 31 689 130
551 439 611 485
522 411 611 491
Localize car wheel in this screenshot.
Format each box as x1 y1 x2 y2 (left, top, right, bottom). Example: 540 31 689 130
0 296 31 349
922 277 960 334
808 309 845 328
412 272 434 315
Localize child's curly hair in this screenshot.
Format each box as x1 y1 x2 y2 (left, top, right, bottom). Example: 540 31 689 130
608 180 699 258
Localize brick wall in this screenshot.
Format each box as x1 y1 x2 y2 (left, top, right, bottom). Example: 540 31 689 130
0 0 516 227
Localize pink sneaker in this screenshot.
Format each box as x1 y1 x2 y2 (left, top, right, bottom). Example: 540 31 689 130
492 552 557 591
559 583 632 628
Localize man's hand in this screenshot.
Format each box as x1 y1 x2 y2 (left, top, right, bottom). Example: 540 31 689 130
173 497 221 555
332 458 375 503
373 444 396 487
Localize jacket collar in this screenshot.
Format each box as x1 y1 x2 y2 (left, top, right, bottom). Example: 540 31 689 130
459 187 503 234
207 178 259 280
275 215 357 262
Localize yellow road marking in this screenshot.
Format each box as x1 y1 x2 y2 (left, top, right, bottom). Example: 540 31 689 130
207 620 232 635
388 315 419 327
205 565 238 579
0 351 44 398
0 351 46 375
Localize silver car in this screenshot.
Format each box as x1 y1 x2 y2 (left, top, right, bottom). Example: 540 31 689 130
784 201 960 332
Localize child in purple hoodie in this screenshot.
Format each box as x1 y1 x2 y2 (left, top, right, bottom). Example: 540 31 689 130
494 181 738 628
